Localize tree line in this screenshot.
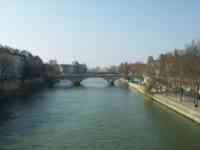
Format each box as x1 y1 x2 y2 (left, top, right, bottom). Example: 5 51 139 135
146 40 200 106
119 40 200 107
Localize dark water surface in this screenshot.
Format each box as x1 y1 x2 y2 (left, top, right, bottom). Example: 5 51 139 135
0 80 200 150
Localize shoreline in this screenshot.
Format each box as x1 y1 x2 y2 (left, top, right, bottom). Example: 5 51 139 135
0 79 55 100
123 79 200 124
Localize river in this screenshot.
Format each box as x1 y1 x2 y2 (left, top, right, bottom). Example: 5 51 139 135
0 79 200 150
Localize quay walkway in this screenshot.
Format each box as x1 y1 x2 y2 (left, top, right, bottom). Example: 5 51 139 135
128 82 200 124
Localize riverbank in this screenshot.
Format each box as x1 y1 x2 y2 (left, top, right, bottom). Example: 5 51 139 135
0 78 56 100
125 80 200 124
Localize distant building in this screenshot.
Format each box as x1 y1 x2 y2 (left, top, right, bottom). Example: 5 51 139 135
78 64 87 73
61 64 74 74
88 67 101 73
49 60 58 65
61 62 87 75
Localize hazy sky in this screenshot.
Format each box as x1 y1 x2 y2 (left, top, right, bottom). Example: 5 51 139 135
0 0 200 67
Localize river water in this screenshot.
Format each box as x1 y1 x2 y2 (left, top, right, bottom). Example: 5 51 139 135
0 79 200 150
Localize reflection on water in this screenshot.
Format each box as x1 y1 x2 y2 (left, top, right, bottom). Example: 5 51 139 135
0 80 200 150
82 78 108 87
56 78 114 88
54 80 73 88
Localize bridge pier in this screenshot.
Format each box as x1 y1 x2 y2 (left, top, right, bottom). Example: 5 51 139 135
73 80 82 86
107 79 115 86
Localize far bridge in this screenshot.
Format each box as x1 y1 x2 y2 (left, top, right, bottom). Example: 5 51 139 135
57 72 121 86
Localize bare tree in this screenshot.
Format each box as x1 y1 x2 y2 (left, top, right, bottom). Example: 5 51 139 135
0 53 15 81
119 62 129 79
145 56 157 78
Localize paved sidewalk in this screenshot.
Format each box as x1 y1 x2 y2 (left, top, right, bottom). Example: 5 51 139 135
157 93 200 113
129 82 200 123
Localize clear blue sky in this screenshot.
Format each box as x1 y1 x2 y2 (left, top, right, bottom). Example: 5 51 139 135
0 0 200 67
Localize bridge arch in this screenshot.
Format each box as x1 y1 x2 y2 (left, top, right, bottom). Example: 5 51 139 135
70 77 119 87
54 79 74 87
56 72 121 87
83 77 119 86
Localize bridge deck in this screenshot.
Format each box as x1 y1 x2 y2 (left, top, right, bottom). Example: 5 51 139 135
56 72 121 81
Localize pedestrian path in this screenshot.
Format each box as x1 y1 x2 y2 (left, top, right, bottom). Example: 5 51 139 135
128 82 200 124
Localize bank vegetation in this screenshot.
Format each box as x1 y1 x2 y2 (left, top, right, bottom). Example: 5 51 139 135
0 44 61 98
119 40 200 107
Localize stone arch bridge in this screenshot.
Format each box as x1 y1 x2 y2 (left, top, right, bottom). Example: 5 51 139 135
56 72 121 86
